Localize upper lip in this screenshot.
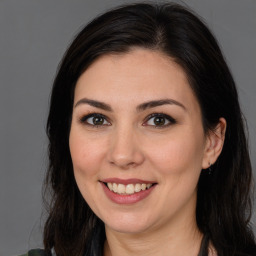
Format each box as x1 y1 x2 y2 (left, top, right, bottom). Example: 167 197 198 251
101 178 157 185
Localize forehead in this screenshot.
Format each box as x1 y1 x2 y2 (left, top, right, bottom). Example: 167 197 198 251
74 49 199 112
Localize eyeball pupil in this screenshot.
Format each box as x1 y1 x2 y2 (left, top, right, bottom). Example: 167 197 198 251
154 117 165 126
93 117 104 125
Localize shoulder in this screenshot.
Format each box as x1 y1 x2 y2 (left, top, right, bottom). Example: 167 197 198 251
19 249 50 256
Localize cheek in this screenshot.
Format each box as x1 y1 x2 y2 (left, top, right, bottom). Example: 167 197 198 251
69 129 107 211
145 129 205 175
69 130 106 178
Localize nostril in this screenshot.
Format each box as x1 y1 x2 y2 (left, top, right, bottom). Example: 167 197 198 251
108 157 138 169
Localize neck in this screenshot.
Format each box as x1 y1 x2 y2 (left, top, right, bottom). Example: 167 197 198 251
104 213 203 256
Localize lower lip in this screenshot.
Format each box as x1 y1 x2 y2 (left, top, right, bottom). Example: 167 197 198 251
101 182 156 204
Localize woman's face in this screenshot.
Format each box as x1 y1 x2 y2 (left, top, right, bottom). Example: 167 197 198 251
69 49 211 234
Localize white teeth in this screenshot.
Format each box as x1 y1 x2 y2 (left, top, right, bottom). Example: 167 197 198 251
141 184 147 190
126 184 134 194
113 183 118 193
134 183 141 192
117 184 126 194
107 182 113 191
147 184 152 189
106 182 153 195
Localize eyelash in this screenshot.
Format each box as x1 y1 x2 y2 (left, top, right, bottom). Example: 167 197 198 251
79 112 176 128
143 113 177 128
79 113 111 127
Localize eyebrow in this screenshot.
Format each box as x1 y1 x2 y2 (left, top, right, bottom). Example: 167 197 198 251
74 98 113 111
74 98 186 112
136 99 186 112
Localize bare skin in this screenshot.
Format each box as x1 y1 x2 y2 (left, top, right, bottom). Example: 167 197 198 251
69 49 226 256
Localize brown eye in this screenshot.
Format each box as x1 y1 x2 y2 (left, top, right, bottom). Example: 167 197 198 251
143 113 176 128
92 116 104 125
81 114 111 126
153 116 166 126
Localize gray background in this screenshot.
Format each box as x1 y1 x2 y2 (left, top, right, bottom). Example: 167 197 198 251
0 0 255 255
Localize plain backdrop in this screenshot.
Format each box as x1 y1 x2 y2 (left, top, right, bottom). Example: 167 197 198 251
0 0 255 255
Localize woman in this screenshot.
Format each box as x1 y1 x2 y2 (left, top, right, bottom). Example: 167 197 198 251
22 2 256 256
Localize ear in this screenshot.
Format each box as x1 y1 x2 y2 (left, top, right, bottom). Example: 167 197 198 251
202 118 227 169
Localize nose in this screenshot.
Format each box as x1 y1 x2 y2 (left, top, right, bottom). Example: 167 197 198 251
107 126 145 169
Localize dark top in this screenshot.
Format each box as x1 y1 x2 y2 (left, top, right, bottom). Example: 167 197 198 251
20 249 48 256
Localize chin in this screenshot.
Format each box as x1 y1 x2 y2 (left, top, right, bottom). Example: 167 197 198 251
106 223 151 234
103 212 155 234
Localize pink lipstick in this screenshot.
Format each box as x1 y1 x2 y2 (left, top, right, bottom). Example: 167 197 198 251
100 178 157 204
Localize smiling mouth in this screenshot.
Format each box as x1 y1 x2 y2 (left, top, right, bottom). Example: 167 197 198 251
103 182 156 195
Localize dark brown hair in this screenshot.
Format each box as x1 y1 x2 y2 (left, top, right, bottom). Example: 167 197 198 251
44 2 256 256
